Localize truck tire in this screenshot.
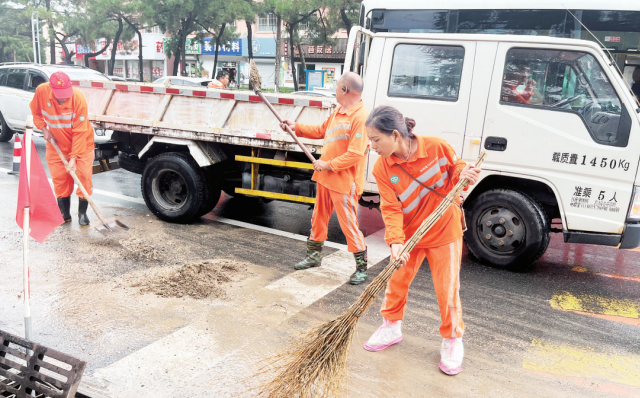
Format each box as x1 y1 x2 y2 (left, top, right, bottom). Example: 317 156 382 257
464 189 550 271
0 112 13 142
118 152 145 174
196 166 222 217
141 152 207 223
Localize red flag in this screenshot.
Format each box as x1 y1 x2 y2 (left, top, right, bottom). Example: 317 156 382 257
16 137 64 243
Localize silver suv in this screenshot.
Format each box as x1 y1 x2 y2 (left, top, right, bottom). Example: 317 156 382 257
0 63 110 142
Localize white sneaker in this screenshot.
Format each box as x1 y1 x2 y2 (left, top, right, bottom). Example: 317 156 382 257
439 338 463 375
363 319 402 352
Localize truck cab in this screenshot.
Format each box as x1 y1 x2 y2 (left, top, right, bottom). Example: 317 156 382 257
348 28 640 270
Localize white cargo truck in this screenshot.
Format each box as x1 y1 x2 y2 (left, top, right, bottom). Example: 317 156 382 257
68 28 640 271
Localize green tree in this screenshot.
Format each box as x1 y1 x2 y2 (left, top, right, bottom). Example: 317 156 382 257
266 0 320 91
194 0 247 79
0 3 36 62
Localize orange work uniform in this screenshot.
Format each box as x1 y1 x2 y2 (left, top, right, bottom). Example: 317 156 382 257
501 83 534 105
373 135 467 338
29 84 95 199
208 79 225 88
296 101 369 253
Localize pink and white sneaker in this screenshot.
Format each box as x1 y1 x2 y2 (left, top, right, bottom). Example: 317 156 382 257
363 319 402 352
439 337 464 375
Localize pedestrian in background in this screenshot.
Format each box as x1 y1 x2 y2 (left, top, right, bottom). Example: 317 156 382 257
29 72 95 225
279 72 370 284
362 105 481 375
208 70 230 89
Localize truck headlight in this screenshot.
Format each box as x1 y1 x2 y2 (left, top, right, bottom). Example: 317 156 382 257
627 186 640 221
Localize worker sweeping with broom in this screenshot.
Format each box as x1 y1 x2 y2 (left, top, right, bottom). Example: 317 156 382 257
279 72 370 285
29 71 94 226
363 105 481 375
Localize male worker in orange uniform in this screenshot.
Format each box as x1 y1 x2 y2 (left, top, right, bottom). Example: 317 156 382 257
30 71 95 225
280 72 369 285
207 70 230 89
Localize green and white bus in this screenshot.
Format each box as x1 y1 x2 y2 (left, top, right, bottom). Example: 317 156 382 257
359 0 640 83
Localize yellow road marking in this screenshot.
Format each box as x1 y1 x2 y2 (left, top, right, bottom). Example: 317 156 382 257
523 339 640 388
571 266 640 283
550 292 640 319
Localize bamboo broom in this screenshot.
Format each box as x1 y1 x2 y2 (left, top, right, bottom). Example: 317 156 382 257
252 151 487 398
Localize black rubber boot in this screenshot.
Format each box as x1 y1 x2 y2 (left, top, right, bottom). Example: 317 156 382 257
78 198 90 226
57 196 71 223
294 239 324 270
349 249 368 285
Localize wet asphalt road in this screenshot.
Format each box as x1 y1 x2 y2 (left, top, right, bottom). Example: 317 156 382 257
0 135 639 397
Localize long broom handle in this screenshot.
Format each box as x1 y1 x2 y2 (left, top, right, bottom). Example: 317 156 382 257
48 138 109 226
253 89 317 163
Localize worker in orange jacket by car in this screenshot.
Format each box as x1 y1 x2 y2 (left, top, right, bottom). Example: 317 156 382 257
280 72 370 285
362 106 481 376
29 71 95 225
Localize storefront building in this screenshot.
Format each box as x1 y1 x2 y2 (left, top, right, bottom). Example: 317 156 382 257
76 33 166 81
281 38 348 90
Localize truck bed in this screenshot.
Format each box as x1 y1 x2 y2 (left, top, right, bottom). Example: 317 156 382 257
71 80 335 154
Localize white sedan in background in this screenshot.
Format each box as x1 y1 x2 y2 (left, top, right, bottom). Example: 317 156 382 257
0 63 111 142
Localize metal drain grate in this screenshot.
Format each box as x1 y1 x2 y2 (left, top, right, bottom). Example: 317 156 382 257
0 329 86 398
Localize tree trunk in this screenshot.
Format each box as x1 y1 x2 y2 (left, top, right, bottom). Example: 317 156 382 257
213 23 226 79
340 8 353 32
84 38 110 67
274 16 281 92
288 25 298 91
297 38 307 89
171 36 182 76
109 18 124 75
246 19 253 59
137 29 143 81
181 34 187 76
46 0 55 64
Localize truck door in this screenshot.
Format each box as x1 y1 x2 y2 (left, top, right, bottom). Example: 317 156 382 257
367 39 476 183
482 43 640 234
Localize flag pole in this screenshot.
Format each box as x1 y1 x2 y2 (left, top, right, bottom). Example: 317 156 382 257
23 116 33 341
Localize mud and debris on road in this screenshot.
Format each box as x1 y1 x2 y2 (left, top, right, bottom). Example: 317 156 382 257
115 258 251 299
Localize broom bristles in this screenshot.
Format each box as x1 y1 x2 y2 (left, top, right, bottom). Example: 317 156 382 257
249 60 262 91
253 152 487 397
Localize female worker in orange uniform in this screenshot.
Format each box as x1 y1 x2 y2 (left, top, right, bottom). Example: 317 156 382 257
362 106 481 376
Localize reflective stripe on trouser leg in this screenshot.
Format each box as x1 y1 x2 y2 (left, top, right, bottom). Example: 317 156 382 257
380 249 427 321
427 238 464 339
310 184 334 242
74 150 94 198
334 183 366 253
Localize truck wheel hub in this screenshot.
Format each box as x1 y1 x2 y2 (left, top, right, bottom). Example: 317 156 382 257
152 169 188 210
478 207 525 253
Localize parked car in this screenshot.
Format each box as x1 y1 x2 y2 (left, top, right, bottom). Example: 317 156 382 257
0 63 110 142
108 76 127 82
153 76 213 87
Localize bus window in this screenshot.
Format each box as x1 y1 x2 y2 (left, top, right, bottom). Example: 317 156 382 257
388 44 465 101
501 48 630 147
370 10 450 33
457 9 567 37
